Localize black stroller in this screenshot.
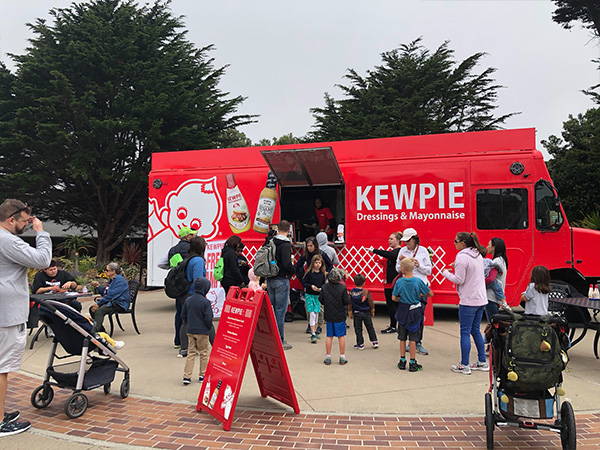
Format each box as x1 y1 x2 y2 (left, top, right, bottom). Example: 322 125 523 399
485 311 575 449
30 299 131 419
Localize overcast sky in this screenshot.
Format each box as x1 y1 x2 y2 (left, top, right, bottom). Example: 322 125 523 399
2 1 599 156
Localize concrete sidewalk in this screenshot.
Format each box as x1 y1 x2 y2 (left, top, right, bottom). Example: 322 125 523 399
20 290 600 415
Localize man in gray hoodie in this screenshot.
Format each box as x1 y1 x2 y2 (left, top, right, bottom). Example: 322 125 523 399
0 199 52 436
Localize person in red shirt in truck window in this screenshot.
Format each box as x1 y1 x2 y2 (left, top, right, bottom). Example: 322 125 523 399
314 198 334 239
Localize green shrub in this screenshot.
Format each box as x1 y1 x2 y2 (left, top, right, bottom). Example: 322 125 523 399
55 256 74 272
578 210 600 230
78 256 97 274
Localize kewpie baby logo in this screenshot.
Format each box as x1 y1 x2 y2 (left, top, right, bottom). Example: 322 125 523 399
149 178 223 241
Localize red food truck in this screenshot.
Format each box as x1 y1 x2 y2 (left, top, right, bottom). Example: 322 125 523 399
147 128 600 318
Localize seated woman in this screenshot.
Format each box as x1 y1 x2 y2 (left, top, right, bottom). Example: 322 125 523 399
89 262 130 334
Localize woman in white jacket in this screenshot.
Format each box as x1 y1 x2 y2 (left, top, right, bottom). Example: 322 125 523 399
395 228 432 355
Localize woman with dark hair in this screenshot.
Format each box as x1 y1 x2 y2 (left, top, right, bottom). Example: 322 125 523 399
484 237 509 322
175 236 207 357
295 236 333 334
220 235 244 295
442 232 488 375
236 242 250 287
371 232 402 334
295 237 333 276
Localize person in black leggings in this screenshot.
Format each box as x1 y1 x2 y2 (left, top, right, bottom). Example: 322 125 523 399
371 231 402 334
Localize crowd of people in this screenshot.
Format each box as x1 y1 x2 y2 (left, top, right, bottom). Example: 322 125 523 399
162 213 555 384
191 221 549 378
0 196 555 437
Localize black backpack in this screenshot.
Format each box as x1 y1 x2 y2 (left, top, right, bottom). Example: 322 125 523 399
164 256 193 299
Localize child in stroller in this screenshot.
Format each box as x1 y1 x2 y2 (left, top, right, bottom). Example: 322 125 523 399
484 310 574 449
30 298 130 419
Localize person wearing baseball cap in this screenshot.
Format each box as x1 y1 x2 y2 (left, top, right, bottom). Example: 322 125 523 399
168 227 198 267
395 228 432 355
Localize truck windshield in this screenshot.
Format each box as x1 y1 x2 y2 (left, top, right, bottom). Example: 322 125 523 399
535 180 564 231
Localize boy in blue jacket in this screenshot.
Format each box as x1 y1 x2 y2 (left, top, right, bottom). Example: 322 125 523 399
181 277 213 385
392 259 432 372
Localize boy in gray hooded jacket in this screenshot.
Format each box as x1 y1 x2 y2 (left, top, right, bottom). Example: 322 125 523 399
316 232 339 266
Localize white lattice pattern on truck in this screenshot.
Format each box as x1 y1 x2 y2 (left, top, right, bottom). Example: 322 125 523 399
241 243 447 286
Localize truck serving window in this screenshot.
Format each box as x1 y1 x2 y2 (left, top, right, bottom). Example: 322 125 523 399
535 180 564 231
476 188 528 230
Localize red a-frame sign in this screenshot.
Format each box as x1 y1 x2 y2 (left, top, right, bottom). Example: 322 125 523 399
196 287 300 430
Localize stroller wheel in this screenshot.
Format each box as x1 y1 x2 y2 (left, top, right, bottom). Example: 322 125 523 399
120 377 130 399
103 383 111 395
31 384 54 409
65 393 88 419
560 401 576 450
484 392 494 449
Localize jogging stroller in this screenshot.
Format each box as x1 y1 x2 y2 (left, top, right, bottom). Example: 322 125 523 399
485 311 575 449
30 299 131 419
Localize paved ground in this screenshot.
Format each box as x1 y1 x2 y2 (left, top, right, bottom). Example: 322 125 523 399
5 290 600 448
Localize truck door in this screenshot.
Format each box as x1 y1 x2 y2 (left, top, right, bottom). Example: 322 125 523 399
473 184 532 305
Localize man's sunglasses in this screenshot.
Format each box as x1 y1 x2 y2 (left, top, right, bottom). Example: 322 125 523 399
9 205 31 218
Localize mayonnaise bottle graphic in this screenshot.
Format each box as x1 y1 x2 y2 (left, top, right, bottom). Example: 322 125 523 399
201 376 211 406
208 380 222 409
226 174 251 234
253 172 278 233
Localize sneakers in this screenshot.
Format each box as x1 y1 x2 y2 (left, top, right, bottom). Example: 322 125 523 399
0 419 31 437
372 341 379 349
416 343 428 355
470 361 489 371
310 335 318 344
177 350 188 358
339 357 348 365
3 411 20 423
182 377 191 385
381 326 396 334
173 344 181 349
282 342 293 350
397 359 407 370
353 344 365 350
451 363 472 375
198 375 204 382
113 340 125 350
316 326 322 335
305 325 311 334
323 356 332 365
409 360 423 372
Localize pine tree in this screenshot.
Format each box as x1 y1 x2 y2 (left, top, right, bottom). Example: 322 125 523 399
309 39 515 142
543 108 600 223
552 0 600 37
0 0 254 263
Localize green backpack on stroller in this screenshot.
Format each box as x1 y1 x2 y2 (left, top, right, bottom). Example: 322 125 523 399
501 315 568 393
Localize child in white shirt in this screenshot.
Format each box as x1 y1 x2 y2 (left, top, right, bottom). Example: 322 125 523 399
520 265 550 316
